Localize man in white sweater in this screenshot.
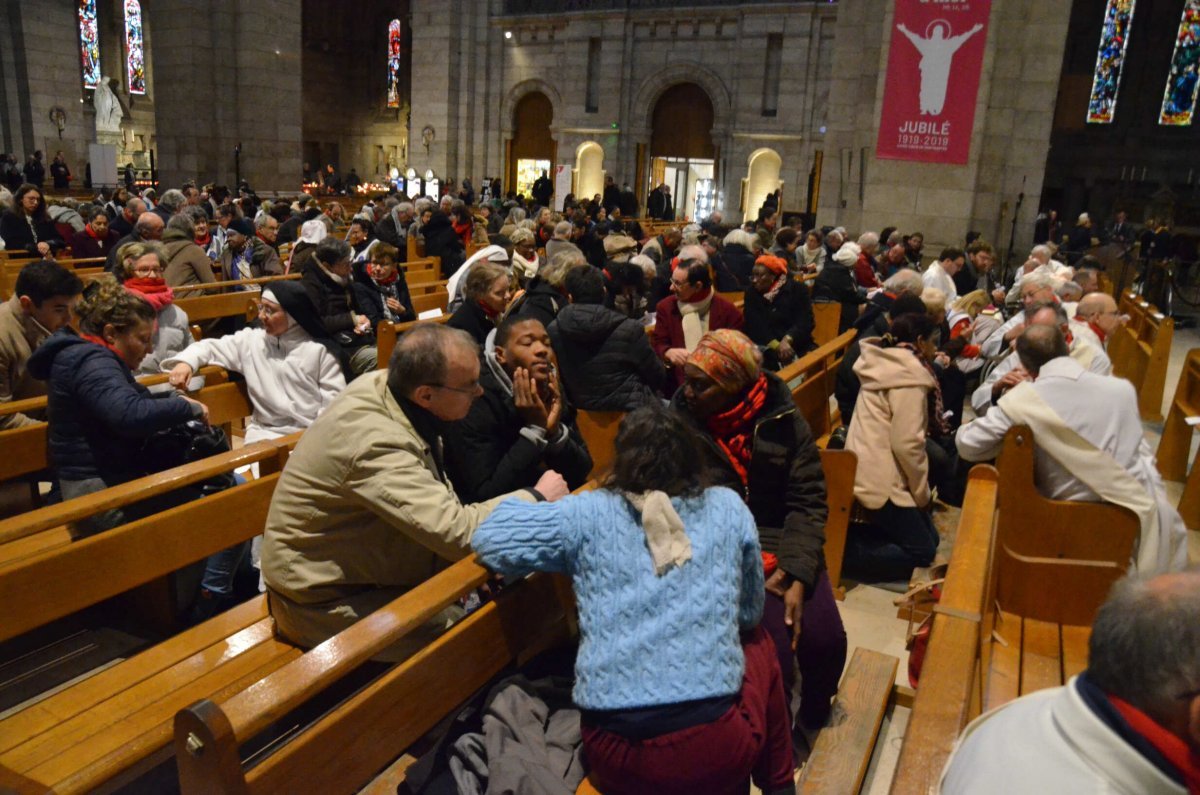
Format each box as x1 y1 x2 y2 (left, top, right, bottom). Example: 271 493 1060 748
921 247 965 304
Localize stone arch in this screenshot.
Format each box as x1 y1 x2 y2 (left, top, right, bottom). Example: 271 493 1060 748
574 141 605 200
501 78 563 139
630 63 732 138
743 147 783 222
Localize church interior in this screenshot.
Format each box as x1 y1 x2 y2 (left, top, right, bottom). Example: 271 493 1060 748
1 0 1199 792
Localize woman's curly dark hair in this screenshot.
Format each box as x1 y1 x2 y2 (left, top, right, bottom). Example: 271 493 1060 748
605 402 708 498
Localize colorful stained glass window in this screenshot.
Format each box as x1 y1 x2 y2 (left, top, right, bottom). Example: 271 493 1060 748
78 0 101 89
1086 0 1137 124
125 0 146 95
1160 0 1200 126
387 19 402 108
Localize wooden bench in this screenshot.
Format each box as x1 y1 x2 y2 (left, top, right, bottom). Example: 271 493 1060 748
1110 290 1173 421
1156 347 1200 528
889 426 1140 791
781 329 857 445
171 274 302 294
812 302 842 347
0 434 302 794
412 290 449 316
374 316 452 369
175 291 260 335
575 410 623 480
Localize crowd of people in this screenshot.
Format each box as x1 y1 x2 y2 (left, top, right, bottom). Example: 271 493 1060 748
0 172 1195 792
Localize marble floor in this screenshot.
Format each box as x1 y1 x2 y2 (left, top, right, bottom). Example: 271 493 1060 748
823 320 1200 791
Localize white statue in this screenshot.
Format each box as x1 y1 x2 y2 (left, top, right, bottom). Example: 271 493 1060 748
896 21 984 116
94 76 123 133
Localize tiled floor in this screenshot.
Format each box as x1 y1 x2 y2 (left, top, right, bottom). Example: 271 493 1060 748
824 319 1200 790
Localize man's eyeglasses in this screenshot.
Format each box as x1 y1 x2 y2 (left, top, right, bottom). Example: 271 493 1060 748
430 381 481 395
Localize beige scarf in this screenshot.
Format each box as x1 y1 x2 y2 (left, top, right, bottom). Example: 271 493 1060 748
998 383 1185 575
624 491 692 575
679 290 715 352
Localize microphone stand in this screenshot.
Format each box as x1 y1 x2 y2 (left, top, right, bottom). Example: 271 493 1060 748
1002 176 1026 287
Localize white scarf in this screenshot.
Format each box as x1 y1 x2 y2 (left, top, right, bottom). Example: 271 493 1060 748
679 290 714 351
624 491 691 575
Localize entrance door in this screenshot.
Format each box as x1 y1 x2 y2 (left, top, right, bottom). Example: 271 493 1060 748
648 83 717 221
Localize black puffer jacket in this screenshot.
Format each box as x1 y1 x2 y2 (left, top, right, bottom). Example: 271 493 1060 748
513 277 565 328
722 243 757 288
671 372 828 591
301 262 374 352
547 303 664 411
423 211 465 278
812 264 865 332
743 278 815 370
27 329 199 483
447 299 496 346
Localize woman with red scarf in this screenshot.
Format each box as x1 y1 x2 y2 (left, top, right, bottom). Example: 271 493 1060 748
70 208 120 259
451 204 474 250
672 329 848 751
114 241 191 375
447 260 512 345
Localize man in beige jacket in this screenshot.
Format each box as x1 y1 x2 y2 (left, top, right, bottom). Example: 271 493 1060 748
0 260 81 429
261 323 569 661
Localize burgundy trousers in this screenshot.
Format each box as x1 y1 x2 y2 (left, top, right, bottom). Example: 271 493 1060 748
580 626 795 795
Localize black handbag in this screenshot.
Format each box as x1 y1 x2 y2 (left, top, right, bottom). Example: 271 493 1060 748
138 421 238 496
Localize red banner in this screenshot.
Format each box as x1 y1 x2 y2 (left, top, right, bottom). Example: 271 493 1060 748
876 0 991 165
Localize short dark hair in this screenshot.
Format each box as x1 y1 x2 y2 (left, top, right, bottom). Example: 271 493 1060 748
889 293 928 320
675 259 711 289
774 227 799 248
606 403 708 498
887 312 936 345
351 218 375 237
15 260 83 305
564 264 606 305
1015 324 1069 374
1076 254 1103 272
495 314 545 348
387 323 478 399
314 237 351 266
939 247 965 262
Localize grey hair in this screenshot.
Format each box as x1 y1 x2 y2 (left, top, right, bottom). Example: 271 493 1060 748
183 205 208 224
314 236 352 266
1056 280 1083 301
540 250 587 287
886 230 904 247
125 196 146 212
1021 272 1060 293
1088 570 1200 723
681 224 704 246
553 220 573 239
158 189 186 212
509 228 535 247
883 268 924 296
630 254 657 278
677 244 709 264
387 323 479 399
1026 299 1070 326
824 230 844 247
254 214 274 231
166 213 196 236
857 231 880 250
414 198 435 214
395 201 414 216
723 228 759 251
505 207 527 225
134 212 163 233
517 219 536 232
1030 244 1052 262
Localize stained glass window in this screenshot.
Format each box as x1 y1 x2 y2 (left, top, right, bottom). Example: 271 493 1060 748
1160 0 1200 126
125 0 146 95
1086 0 1137 124
387 19 402 108
78 0 101 89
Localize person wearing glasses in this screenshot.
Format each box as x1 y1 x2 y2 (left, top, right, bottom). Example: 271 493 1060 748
941 568 1200 793
651 257 744 394
260 322 570 661
113 241 191 375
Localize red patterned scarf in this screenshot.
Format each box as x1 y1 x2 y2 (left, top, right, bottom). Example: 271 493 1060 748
705 374 769 487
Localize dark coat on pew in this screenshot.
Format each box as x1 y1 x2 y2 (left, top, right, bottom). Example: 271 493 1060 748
672 371 829 591
547 302 665 411
743 278 815 370
811 264 865 333
27 328 200 484
447 300 497 347
301 261 375 355
422 211 465 279
445 348 593 504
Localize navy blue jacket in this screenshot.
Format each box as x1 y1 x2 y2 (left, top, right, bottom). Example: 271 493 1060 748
27 329 199 483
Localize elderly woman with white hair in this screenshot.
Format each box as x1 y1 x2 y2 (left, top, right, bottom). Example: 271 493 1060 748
721 227 761 287
509 227 540 284
854 232 883 288
812 241 867 332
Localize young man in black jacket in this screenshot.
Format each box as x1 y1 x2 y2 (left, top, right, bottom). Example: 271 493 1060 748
445 316 592 503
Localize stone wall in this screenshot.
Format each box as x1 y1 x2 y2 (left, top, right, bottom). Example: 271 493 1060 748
410 0 837 220
816 0 1068 261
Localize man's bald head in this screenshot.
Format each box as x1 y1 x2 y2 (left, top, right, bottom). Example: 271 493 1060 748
1015 323 1069 375
1073 268 1099 294
1076 292 1120 336
1088 569 1200 747
135 211 164 240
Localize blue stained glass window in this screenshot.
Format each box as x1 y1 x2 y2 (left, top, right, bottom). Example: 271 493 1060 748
387 19 402 108
78 0 101 89
1160 0 1200 126
125 0 146 95
1087 0 1137 124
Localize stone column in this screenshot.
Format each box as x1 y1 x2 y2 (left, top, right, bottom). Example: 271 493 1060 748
147 0 301 192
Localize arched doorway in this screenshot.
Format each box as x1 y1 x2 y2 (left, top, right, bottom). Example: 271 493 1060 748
648 83 717 221
743 148 783 223
574 142 605 202
508 91 555 200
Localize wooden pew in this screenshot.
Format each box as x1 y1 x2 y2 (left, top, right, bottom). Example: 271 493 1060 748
1110 290 1173 421
176 291 260 338
575 410 623 480
812 302 842 347
412 290 449 316
781 329 857 445
171 274 302 293
407 279 448 297
374 316 452 369
0 437 302 795
890 426 1140 791
1156 347 1200 528
819 449 856 598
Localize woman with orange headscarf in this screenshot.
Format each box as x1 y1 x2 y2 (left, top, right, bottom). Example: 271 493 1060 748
743 254 814 370
672 329 847 752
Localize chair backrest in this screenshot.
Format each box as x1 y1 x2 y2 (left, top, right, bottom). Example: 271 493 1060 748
812 302 842 346
994 425 1138 626
575 410 625 480
412 290 448 315
175 291 260 324
818 449 856 590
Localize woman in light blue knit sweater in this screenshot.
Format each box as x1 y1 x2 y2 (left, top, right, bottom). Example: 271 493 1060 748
472 404 796 795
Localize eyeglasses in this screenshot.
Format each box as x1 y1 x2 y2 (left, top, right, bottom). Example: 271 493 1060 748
430 381 481 396
133 266 163 276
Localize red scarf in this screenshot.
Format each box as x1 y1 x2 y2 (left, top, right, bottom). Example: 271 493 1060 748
683 286 713 305
85 224 104 240
705 375 769 487
1089 320 1108 344
478 300 500 320
256 232 274 247
195 232 212 247
369 263 399 286
124 278 175 312
453 219 473 247
81 332 123 358
1109 695 1200 793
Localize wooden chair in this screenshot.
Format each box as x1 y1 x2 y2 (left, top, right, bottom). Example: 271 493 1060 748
0 436 302 794
818 449 856 598
1156 348 1200 528
812 303 842 347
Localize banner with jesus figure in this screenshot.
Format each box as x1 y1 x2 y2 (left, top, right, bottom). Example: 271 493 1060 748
876 0 991 165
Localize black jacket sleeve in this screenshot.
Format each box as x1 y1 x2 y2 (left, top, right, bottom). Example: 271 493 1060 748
787 282 815 351
352 283 385 328
777 413 829 591
624 321 666 391
546 415 594 491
